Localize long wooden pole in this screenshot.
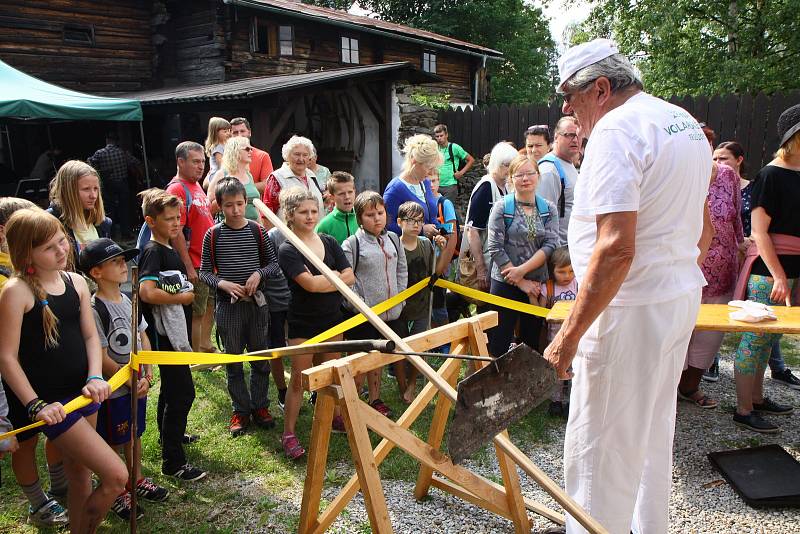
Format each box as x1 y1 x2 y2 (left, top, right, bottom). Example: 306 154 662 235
129 266 139 534
253 199 607 533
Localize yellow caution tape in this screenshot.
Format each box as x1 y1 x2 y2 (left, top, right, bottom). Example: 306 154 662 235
434 278 550 318
0 365 133 441
0 275 550 442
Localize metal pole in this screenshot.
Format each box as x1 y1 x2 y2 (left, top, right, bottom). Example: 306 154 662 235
138 121 150 188
129 265 139 534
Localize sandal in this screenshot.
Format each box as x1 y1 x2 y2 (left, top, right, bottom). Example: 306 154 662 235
281 433 305 460
678 388 718 409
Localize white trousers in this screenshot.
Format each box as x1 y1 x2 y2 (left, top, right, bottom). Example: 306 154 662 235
564 290 700 534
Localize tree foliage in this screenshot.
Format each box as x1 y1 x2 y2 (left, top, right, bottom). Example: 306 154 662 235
305 0 557 104
577 0 800 96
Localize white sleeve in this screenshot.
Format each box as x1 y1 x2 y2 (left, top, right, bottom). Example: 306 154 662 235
578 128 645 216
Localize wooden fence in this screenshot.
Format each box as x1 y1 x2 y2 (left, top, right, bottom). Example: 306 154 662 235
438 91 800 174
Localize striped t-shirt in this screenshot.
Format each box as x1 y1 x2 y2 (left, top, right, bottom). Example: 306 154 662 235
198 222 281 290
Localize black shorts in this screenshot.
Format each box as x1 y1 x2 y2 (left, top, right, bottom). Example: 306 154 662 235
287 312 343 340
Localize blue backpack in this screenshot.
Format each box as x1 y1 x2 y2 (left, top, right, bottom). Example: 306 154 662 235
537 153 567 217
135 179 193 263
503 193 550 231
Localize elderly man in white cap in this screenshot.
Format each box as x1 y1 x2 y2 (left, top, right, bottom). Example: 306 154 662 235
543 39 712 533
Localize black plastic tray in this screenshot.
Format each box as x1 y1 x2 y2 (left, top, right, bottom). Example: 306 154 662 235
708 444 800 508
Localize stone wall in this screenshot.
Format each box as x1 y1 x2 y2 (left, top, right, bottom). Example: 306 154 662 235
395 83 486 218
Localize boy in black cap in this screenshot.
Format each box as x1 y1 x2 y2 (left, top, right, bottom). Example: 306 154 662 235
79 238 170 521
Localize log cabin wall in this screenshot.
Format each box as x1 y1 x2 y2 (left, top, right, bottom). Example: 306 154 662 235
224 6 476 102
0 0 154 94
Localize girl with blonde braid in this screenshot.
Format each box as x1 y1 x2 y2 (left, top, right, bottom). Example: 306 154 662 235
0 209 127 533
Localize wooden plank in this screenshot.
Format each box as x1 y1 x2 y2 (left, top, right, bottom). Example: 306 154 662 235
749 92 770 172
471 106 482 159
548 301 800 334
706 94 723 139
695 95 709 125
498 104 510 145
302 312 498 391
313 355 464 534
413 342 464 499
355 400 514 515
719 93 739 145
430 476 512 519
735 92 754 172
467 320 530 533
487 105 500 158
334 363 393 533
299 387 337 534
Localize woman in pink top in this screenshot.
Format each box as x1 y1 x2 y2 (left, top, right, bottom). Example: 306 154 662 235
677 161 743 408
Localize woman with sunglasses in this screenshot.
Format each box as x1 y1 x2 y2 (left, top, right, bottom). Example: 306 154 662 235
208 136 261 221
486 154 559 356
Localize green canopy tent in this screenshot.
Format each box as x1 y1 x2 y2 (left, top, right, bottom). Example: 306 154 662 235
0 59 150 185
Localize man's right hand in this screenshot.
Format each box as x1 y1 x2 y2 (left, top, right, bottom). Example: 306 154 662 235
186 265 199 285
476 266 490 291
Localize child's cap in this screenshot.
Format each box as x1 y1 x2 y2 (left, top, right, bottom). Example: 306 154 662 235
79 238 138 274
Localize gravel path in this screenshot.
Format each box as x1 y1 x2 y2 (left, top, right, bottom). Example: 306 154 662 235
247 347 800 533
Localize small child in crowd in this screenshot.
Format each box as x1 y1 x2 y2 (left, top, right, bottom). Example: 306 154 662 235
316 171 358 244
538 246 577 418
79 238 170 521
0 208 127 532
137 188 206 481
199 177 283 437
428 170 459 329
277 187 355 460
342 191 407 418
0 197 70 528
203 117 232 188
396 201 445 403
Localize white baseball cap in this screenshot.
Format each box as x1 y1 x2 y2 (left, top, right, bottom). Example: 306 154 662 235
557 38 620 91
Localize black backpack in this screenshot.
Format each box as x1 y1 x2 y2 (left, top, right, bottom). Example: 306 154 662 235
436 196 462 259
208 220 268 272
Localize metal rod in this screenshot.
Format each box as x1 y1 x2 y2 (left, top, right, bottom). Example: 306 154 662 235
129 266 139 534
138 121 150 188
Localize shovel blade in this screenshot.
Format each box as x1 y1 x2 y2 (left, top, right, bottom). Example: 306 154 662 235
447 343 558 464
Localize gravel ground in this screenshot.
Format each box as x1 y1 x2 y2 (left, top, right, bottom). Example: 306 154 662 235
243 351 800 533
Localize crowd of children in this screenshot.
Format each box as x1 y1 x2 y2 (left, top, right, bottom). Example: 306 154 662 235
0 125 580 531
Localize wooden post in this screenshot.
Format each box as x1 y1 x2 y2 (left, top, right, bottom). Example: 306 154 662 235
333 362 392 533
129 266 139 534
299 387 337 534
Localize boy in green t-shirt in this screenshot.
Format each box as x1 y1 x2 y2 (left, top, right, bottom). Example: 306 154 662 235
315 171 358 244
433 124 474 202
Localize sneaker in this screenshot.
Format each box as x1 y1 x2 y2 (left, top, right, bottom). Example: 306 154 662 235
752 397 794 415
771 368 800 390
229 413 250 436
136 478 170 503
252 408 276 429
331 415 346 433
277 388 287 412
163 463 207 482
733 412 780 434
28 498 68 528
282 433 305 460
110 492 144 521
369 398 392 418
702 361 719 382
548 401 564 417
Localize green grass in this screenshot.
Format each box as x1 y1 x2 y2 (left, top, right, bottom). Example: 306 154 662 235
0 358 562 533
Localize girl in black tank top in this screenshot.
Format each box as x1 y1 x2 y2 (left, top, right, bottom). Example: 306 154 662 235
0 209 126 532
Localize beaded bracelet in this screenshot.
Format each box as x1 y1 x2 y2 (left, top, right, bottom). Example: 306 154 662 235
86 375 104 383
26 398 48 423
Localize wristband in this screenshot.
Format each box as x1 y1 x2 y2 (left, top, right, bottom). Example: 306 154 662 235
86 375 104 383
26 398 48 423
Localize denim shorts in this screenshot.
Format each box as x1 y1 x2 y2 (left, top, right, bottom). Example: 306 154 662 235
41 401 101 441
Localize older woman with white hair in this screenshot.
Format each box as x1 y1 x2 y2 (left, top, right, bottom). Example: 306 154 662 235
383 134 442 237
261 135 325 226
208 136 261 221
461 141 519 291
